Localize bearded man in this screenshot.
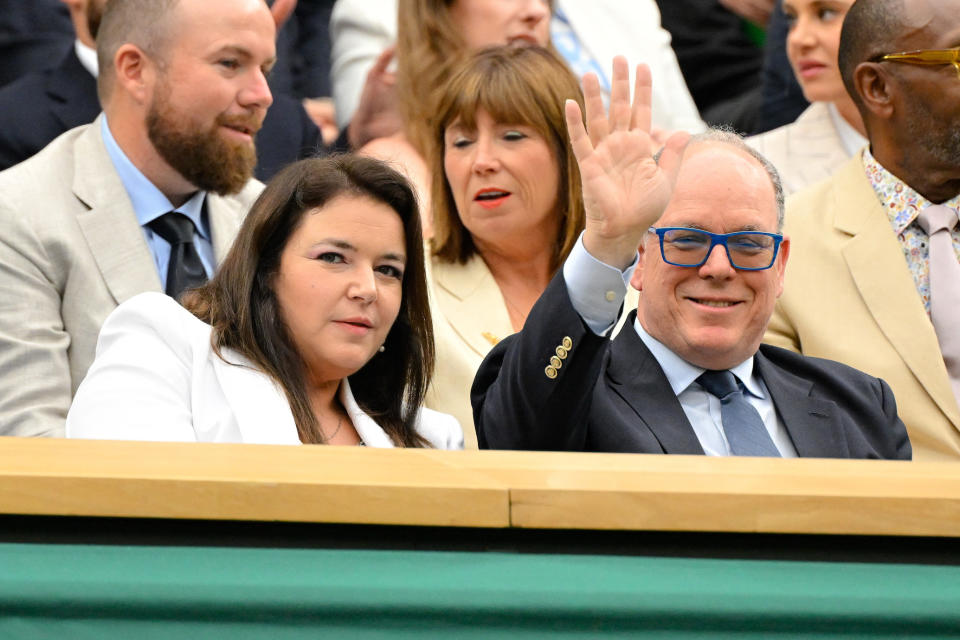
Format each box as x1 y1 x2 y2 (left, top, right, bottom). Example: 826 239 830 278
0 0 325 178
0 0 275 437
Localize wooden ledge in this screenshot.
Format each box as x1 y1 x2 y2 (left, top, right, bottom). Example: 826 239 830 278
2 438 959 536
0 438 508 527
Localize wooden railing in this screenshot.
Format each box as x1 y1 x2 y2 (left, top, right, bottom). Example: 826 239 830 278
1 437 959 537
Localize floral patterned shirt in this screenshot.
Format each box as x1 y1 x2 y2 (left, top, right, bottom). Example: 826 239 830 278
862 148 960 314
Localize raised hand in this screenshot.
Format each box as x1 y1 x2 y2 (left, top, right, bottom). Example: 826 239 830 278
565 57 689 268
348 46 403 149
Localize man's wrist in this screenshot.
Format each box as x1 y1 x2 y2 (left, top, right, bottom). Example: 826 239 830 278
582 231 643 271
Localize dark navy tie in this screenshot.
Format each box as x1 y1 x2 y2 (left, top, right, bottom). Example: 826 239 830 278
147 212 207 301
697 370 781 457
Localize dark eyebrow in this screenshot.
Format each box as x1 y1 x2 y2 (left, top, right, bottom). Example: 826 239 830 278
381 252 406 264
315 239 356 251
315 240 406 263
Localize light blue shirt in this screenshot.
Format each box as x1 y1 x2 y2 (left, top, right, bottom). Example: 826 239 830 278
100 117 214 289
562 232 798 457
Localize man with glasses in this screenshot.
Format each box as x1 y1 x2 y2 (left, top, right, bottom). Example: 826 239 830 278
473 58 910 459
764 0 960 461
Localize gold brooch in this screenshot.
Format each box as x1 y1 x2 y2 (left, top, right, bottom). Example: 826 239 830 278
482 332 500 346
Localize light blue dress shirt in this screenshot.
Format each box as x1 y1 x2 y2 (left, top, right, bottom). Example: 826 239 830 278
100 117 214 289
562 232 798 457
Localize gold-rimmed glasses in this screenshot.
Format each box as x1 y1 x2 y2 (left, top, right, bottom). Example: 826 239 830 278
873 48 960 79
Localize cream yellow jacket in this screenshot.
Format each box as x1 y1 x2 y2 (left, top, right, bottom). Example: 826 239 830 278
764 153 960 460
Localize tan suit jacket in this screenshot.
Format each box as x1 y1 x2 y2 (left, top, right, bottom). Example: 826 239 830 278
747 103 856 196
764 153 960 460
427 255 511 449
0 116 261 437
427 253 638 449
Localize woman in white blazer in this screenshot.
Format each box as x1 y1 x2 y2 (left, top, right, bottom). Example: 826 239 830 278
747 0 866 195
66 156 463 449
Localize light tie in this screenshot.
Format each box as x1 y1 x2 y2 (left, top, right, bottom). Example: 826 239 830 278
697 370 781 457
917 204 960 408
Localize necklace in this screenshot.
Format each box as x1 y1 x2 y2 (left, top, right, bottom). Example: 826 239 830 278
502 292 530 329
322 415 343 442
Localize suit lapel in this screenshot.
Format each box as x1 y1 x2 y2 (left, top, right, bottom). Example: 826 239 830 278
755 351 848 458
431 255 514 355
832 156 960 429
207 192 246 262
73 117 162 304
605 319 705 454
212 348 301 444
46 51 100 132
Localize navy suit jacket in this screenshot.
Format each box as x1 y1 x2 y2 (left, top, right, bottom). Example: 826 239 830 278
473 274 911 459
0 0 72 88
0 49 324 179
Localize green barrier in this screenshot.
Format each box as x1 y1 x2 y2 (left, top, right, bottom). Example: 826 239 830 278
2 543 960 638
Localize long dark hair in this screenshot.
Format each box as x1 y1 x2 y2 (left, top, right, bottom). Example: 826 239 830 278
184 155 433 447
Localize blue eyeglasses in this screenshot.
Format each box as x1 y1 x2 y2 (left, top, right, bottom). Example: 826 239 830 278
648 227 784 271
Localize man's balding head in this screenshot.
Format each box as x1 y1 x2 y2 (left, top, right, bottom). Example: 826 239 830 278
837 0 960 202
96 0 275 201
634 132 790 371
657 127 785 231
838 0 905 108
96 0 180 103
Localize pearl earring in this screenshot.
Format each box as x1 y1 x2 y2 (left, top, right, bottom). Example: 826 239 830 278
378 345 386 353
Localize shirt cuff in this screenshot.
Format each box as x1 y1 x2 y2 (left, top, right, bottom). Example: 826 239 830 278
562 232 638 335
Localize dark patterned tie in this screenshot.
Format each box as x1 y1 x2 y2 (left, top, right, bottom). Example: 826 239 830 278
697 370 781 457
147 212 207 300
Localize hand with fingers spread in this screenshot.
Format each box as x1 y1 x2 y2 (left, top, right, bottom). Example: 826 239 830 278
565 57 690 269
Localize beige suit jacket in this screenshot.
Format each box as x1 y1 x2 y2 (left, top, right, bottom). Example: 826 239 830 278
0 116 261 437
764 153 960 460
747 103 857 196
427 255 511 449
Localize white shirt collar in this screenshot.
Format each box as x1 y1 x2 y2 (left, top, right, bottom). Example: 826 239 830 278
75 39 99 78
827 102 867 157
632 316 764 399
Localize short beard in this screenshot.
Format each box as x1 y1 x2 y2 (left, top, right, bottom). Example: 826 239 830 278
146 89 259 195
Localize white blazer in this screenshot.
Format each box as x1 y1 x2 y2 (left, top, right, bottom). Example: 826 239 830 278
746 102 865 196
66 293 463 449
